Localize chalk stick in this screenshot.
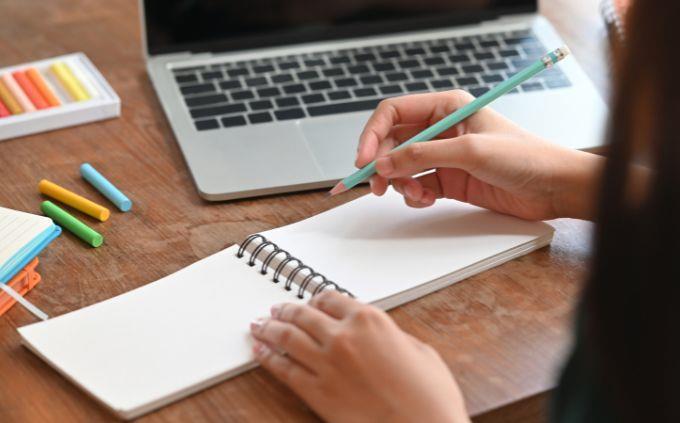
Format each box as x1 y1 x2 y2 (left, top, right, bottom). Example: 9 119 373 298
26 68 61 107
12 71 49 110
38 179 110 222
41 201 103 248
50 62 89 101
80 163 132 212
1 73 35 112
0 77 24 115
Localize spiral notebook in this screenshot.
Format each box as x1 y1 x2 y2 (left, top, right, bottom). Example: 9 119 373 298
18 189 553 419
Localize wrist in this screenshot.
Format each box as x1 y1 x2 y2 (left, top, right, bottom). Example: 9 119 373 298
552 150 605 220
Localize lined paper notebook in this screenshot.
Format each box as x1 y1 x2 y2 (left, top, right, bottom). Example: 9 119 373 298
18 190 553 419
0 207 61 284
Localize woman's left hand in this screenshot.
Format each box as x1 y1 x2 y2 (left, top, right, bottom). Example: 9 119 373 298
250 290 470 423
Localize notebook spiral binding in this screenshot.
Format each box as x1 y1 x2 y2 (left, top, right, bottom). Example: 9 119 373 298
236 234 354 299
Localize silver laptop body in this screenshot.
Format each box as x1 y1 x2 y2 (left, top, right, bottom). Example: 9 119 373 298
140 1 607 201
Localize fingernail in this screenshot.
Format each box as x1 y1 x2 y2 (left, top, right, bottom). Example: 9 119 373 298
375 157 394 176
405 184 417 200
250 317 267 333
252 341 271 357
270 304 283 318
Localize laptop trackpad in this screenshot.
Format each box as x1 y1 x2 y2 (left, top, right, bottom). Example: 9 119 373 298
300 113 371 179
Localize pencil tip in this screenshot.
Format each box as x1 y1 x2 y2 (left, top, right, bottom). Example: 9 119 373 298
328 182 347 197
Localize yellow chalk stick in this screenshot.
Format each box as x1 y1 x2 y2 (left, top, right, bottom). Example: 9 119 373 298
0 78 23 115
38 179 110 221
50 62 90 101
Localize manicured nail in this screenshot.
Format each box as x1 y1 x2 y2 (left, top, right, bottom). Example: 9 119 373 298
250 317 267 333
271 304 283 318
405 183 418 200
375 157 394 176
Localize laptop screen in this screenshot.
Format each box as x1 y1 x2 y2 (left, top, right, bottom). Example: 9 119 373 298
143 0 537 56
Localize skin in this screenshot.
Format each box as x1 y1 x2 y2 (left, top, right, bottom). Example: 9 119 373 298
251 90 605 422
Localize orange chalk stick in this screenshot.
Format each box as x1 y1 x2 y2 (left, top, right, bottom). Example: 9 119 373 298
0 97 9 118
12 70 49 109
26 68 60 107
0 78 22 115
1 73 35 112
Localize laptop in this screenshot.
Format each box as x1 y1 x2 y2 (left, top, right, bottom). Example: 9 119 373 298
140 0 607 201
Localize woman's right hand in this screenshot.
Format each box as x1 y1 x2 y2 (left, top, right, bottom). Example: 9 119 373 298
356 90 603 221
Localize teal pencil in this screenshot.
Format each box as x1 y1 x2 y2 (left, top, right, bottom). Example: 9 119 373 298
329 46 571 196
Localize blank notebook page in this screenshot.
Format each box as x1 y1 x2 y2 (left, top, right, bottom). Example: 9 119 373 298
0 207 53 269
18 189 553 418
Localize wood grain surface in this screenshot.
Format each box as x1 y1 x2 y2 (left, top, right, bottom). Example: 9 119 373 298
0 0 606 421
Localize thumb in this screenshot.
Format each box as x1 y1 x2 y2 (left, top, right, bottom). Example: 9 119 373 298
375 135 482 178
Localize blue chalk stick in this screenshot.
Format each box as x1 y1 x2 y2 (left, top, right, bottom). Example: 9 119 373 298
80 163 132 212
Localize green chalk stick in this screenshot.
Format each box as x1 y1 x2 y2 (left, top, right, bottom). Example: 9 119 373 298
41 201 104 248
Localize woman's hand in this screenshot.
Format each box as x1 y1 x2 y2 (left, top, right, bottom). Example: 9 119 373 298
356 90 603 221
250 291 470 423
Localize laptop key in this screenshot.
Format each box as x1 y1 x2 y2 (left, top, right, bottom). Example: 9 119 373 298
194 119 220 131
480 40 500 48
322 68 345 77
275 96 300 108
245 77 268 87
473 52 495 61
499 48 520 58
469 87 489 97
379 85 403 95
304 58 326 67
250 100 274 110
297 70 320 80
185 93 227 108
411 69 434 79
330 56 351 65
405 47 426 56
354 53 377 62
174 66 206 74
248 112 274 124
275 108 306 120
379 50 400 59
231 90 255 100
309 80 332 91
456 76 479 87
190 103 247 119
448 54 470 64
219 80 242 90
482 74 504 84
347 65 370 75
307 98 382 117
328 90 351 100
405 82 428 92
385 72 408 82
221 116 247 128
430 45 450 54
279 61 301 70
487 61 510 71
373 62 396 72
436 67 458 77
227 68 249 77
431 79 454 89
398 59 420 69
335 77 358 87
461 64 484 74
202 71 222 80
354 87 377 98
257 87 281 97
302 94 325 104
181 83 215 95
175 74 198 84
423 56 446 66
271 73 294 84
360 75 383 85
253 64 275 74
454 42 475 51
283 83 307 94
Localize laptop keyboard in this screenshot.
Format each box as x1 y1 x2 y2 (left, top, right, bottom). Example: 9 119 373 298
172 29 572 131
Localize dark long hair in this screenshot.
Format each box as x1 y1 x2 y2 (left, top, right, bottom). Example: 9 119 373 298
583 0 680 421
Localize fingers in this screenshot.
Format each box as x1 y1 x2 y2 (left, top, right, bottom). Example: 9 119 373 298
251 318 320 365
375 135 482 179
271 303 338 343
309 290 363 319
356 91 474 167
253 341 315 390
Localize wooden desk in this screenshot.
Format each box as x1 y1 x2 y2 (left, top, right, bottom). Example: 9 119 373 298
0 1 605 421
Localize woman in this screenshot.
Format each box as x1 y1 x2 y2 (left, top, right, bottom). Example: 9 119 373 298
249 1 680 421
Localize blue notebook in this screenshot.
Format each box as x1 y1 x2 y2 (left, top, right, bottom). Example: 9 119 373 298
0 207 61 284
